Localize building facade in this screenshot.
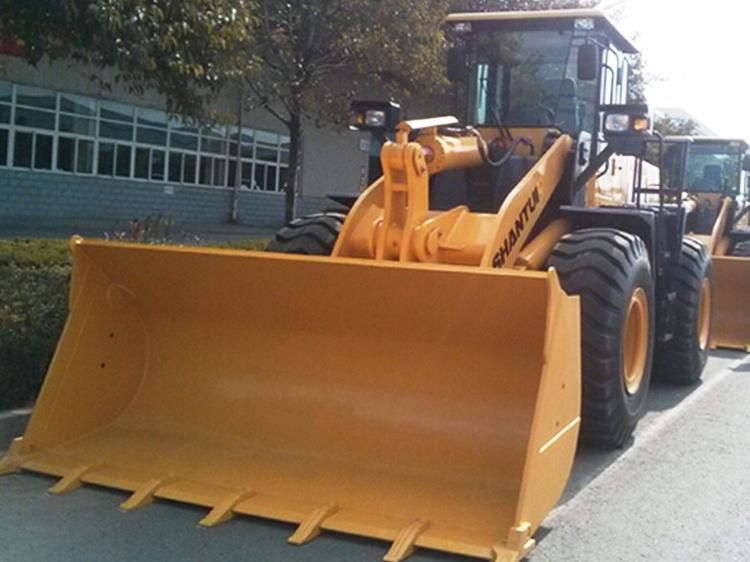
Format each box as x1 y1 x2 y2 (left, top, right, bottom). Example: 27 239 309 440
0 53 370 238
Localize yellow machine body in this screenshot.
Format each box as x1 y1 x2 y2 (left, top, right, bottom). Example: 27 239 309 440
673 135 750 352
1 119 582 562
695 197 750 351
711 255 750 351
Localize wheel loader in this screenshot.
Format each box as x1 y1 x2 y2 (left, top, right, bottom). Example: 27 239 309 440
661 136 750 350
1 10 712 562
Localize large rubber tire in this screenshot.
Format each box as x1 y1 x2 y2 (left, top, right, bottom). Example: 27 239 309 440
266 212 346 255
653 238 712 385
732 239 750 257
548 228 655 448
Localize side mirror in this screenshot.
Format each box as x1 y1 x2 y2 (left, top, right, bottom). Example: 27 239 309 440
577 44 599 82
742 154 750 172
447 45 467 83
349 100 402 133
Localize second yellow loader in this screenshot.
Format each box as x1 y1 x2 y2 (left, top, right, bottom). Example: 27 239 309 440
663 136 750 351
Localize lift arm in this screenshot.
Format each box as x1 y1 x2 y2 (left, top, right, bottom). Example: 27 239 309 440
332 117 574 269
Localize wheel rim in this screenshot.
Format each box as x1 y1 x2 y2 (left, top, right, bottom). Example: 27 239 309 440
622 287 649 396
698 278 711 351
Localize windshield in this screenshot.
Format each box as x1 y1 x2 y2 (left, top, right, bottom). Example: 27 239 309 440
468 29 597 133
686 143 742 194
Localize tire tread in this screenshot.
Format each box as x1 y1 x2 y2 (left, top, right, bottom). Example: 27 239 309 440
549 228 654 448
266 212 347 255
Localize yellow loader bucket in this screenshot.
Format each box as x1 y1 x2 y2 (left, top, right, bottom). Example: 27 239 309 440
712 256 750 351
1 239 580 562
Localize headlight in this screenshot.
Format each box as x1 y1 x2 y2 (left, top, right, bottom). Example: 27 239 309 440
603 111 651 135
364 110 386 128
632 116 650 132
600 104 652 154
604 114 631 133
349 100 402 133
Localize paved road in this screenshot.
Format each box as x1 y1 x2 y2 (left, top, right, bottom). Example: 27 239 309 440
0 351 747 562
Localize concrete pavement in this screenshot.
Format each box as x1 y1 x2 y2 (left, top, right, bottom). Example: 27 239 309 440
0 351 747 562
535 350 750 561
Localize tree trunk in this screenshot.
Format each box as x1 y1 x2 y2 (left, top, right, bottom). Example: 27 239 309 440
284 114 303 224
230 88 244 224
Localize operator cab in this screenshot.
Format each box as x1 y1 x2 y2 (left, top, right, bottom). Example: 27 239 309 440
433 9 641 212
664 137 750 233
448 9 636 138
677 137 749 196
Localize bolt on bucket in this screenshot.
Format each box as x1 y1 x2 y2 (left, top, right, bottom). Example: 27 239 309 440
711 256 750 351
0 238 580 561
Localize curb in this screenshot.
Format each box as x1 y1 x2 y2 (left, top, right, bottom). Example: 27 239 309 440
0 408 32 452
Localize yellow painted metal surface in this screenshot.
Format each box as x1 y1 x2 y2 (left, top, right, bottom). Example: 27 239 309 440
622 288 649 396
333 128 574 271
707 197 733 254
689 198 750 351
1 239 580 561
711 256 750 351
516 219 571 270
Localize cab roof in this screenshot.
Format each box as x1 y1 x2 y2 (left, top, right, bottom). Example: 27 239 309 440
666 136 749 150
446 9 638 54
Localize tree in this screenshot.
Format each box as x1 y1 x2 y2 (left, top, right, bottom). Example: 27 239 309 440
247 0 448 222
0 0 254 117
0 0 449 224
627 54 648 104
654 116 701 136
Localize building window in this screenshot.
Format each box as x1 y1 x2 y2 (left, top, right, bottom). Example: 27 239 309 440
97 142 114 175
16 85 56 110
135 147 166 181
77 140 94 173
0 129 8 166
57 137 95 174
115 144 132 177
57 137 75 172
0 79 290 190
13 131 32 167
13 130 54 171
34 134 53 169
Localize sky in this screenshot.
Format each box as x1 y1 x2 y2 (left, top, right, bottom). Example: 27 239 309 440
601 0 749 138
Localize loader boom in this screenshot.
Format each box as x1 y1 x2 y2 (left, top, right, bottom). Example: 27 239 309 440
333 117 574 269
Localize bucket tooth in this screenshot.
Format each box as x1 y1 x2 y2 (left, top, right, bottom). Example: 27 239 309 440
383 519 429 562
288 503 339 545
0 438 26 476
491 522 535 562
198 490 256 528
507 522 532 551
492 547 522 562
120 476 178 511
49 464 102 495
0 460 18 477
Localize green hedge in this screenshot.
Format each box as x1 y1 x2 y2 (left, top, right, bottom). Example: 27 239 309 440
0 237 269 410
220 239 270 251
0 238 71 267
0 240 71 409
